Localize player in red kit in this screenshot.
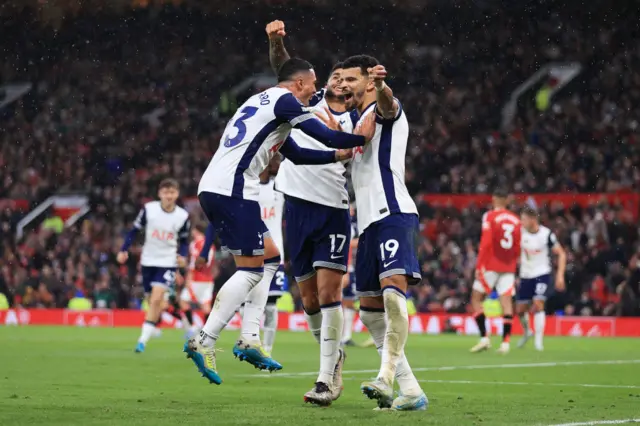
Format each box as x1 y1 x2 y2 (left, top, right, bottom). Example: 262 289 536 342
470 188 521 354
180 223 217 338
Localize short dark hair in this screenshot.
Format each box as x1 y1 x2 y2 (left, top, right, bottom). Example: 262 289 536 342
159 178 179 190
330 61 344 74
492 187 509 199
521 205 539 218
341 55 379 76
277 57 315 82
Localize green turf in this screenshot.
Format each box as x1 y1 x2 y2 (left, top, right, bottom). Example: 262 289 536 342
1 327 639 425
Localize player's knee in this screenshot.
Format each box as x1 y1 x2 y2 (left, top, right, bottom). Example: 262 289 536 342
359 295 384 311
380 274 409 294
301 292 320 313
234 254 264 269
316 268 343 304
533 299 545 312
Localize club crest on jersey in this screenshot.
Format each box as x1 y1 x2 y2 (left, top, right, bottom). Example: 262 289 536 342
151 230 175 241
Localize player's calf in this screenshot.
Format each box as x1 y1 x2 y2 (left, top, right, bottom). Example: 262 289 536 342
136 286 165 352
532 299 546 351
470 289 490 352
498 291 514 354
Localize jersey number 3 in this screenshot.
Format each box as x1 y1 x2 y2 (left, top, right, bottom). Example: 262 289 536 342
224 106 258 148
500 224 515 249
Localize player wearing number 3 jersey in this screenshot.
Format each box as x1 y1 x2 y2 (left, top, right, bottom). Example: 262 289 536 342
470 188 521 355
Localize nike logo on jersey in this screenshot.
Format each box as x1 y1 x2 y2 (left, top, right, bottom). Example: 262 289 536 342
383 260 398 268
330 254 344 260
339 120 346 125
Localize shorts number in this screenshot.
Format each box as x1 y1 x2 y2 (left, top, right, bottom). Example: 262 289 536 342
163 270 176 284
329 234 347 253
274 271 286 288
535 283 548 295
500 224 515 249
223 106 259 148
379 239 399 261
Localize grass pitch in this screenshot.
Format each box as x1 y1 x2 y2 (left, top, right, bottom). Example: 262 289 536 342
1 326 639 425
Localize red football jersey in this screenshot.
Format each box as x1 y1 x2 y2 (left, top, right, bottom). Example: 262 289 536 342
189 236 215 282
476 208 521 273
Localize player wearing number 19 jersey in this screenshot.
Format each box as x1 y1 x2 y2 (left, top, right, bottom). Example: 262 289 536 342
470 188 521 355
184 57 370 385
340 55 427 412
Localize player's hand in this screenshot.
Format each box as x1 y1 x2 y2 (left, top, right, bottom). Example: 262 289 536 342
315 107 343 131
195 256 207 269
266 20 286 39
116 251 128 264
176 256 187 268
335 149 353 162
354 112 376 143
555 274 566 292
475 269 481 280
368 65 388 89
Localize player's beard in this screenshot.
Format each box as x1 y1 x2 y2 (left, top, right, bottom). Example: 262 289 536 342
325 87 345 103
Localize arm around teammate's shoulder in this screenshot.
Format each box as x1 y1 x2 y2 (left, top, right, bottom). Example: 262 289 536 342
273 93 370 148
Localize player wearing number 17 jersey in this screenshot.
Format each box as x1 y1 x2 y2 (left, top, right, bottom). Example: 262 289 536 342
470 188 521 355
266 20 358 406
184 57 373 385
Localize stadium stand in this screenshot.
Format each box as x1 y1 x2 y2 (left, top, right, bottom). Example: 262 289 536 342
0 1 638 316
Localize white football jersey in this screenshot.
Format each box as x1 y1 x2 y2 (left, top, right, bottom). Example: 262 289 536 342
520 225 558 278
198 88 309 201
351 101 418 232
134 201 190 268
258 177 285 261
275 90 357 209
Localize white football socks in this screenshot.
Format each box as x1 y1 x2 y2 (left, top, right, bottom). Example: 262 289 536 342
263 303 278 354
317 304 344 385
379 288 409 386
360 308 422 396
241 261 278 343
199 268 263 348
534 311 546 347
138 320 156 345
342 307 356 343
304 309 322 344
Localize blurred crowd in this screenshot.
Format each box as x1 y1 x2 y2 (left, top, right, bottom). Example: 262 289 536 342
0 1 639 315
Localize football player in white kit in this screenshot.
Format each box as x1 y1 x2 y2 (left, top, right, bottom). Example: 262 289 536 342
517 206 566 351
340 55 427 411
266 20 359 405
184 57 374 385
117 178 191 353
257 156 287 355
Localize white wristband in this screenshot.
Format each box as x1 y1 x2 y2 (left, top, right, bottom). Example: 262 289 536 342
375 82 387 93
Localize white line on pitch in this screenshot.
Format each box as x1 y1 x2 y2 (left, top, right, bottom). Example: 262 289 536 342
416 379 640 390
238 359 640 378
544 419 640 426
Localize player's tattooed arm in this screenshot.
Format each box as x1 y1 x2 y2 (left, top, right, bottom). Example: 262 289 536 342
266 20 290 74
369 65 398 119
